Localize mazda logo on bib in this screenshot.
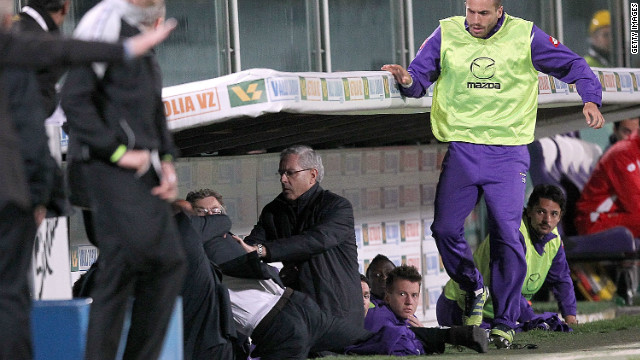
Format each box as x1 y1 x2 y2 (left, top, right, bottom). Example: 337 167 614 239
470 57 496 80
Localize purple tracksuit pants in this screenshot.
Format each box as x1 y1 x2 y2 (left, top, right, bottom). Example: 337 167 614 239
431 142 529 330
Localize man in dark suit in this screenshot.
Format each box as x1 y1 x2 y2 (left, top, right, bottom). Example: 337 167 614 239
239 145 363 329
0 2 177 355
13 0 71 117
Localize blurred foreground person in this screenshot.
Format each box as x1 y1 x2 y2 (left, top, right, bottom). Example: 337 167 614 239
60 1 186 359
0 0 177 358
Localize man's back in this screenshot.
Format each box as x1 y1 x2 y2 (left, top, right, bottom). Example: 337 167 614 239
62 19 173 163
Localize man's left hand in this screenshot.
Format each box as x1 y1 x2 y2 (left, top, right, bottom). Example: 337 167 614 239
408 315 424 327
233 235 268 258
151 161 178 202
583 102 605 129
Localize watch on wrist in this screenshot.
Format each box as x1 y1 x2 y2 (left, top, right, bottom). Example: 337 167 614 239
257 244 264 257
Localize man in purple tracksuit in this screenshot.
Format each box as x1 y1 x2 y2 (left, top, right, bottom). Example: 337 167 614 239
437 184 577 332
382 0 603 347
345 265 487 355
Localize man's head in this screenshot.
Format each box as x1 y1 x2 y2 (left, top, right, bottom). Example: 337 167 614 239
525 184 565 239
186 189 225 216
384 265 422 319
612 118 640 142
278 145 324 201
366 254 396 299
589 9 612 55
360 274 371 316
465 0 503 38
27 0 70 26
139 0 166 29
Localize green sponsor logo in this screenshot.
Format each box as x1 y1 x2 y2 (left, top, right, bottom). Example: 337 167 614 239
228 79 267 107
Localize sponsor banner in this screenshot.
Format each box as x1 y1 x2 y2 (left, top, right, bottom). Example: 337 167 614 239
617 72 634 93
325 78 346 102
70 245 99 272
302 77 323 101
164 88 221 120
159 67 640 132
363 76 386 100
267 77 300 102
229 79 268 106
538 74 552 94
600 71 618 92
551 77 569 94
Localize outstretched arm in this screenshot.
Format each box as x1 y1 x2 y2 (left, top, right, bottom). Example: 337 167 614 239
0 19 176 67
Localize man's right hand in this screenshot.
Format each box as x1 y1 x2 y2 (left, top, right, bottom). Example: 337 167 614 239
381 64 413 87
116 149 151 175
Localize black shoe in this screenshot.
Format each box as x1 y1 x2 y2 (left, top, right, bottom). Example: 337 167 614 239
449 325 488 353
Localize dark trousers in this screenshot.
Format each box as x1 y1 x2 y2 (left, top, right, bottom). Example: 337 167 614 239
82 162 186 360
409 327 447 354
0 203 37 360
251 290 371 360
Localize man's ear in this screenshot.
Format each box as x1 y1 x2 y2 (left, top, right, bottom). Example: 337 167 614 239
309 168 318 183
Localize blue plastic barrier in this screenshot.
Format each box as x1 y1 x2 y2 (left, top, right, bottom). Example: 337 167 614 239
31 297 183 360
116 297 183 360
31 298 92 360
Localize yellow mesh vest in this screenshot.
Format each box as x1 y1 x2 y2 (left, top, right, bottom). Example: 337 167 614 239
430 14 538 145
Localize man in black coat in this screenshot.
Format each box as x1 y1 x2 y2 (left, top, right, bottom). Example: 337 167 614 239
13 0 70 117
0 2 178 357
180 204 371 360
240 145 363 328
9 0 73 222
60 2 186 359
173 207 238 360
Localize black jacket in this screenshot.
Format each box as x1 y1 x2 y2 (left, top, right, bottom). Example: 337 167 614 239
193 213 283 286
13 7 65 117
244 183 363 326
61 20 176 164
0 29 125 209
175 213 236 360
1 67 54 209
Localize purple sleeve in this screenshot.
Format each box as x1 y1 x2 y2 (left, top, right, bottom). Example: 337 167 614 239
364 305 397 333
545 244 577 317
530 25 602 106
357 306 424 355
518 295 535 322
402 26 442 98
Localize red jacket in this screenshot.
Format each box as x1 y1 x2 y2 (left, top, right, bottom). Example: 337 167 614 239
575 131 640 235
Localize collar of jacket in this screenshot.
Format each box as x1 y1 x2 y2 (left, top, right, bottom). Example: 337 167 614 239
21 6 59 32
278 182 321 215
